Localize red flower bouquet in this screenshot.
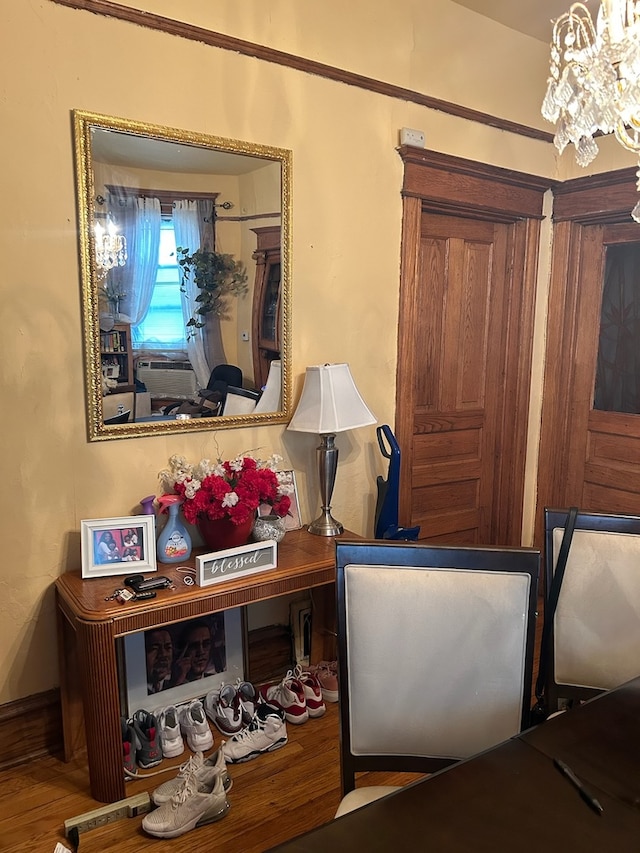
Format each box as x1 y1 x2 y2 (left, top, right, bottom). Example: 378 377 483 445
159 454 292 526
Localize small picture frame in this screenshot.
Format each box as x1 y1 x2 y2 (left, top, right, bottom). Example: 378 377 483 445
81 515 156 578
121 609 245 716
259 469 302 530
290 598 312 667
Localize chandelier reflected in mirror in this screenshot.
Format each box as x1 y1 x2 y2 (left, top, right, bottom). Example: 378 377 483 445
542 0 640 221
93 210 127 276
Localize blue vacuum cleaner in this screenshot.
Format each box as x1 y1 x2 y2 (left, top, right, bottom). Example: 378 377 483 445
374 424 420 541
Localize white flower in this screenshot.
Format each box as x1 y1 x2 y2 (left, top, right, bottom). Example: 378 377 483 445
183 479 201 499
222 491 239 508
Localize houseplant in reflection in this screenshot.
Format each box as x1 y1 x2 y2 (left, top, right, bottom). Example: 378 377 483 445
159 453 292 550
177 247 248 337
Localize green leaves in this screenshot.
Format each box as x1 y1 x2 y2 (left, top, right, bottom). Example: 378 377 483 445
177 247 248 336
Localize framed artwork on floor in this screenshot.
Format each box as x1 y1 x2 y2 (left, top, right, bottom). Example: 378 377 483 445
121 608 245 716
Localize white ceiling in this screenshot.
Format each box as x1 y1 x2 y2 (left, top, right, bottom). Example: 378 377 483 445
450 0 577 42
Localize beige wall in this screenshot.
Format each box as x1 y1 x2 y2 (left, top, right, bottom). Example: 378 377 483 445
1 0 631 705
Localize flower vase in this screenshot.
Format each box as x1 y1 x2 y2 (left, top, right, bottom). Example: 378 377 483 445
197 515 254 551
253 514 287 543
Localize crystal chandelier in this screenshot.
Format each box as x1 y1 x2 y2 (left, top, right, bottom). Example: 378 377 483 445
94 213 127 274
542 0 640 221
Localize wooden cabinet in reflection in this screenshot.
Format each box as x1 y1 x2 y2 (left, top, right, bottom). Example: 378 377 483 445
252 226 281 390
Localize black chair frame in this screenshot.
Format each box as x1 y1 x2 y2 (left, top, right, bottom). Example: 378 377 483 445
335 539 540 798
543 507 640 712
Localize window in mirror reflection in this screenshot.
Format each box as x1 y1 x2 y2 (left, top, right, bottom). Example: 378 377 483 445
133 221 185 351
594 242 640 414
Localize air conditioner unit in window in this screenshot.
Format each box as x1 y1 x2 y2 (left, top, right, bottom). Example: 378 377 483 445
137 360 199 398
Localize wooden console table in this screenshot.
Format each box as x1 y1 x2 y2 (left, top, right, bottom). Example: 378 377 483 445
56 528 347 803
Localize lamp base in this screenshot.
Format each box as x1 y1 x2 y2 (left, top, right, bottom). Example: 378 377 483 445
308 509 344 537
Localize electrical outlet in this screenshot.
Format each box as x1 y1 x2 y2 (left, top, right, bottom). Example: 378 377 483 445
64 792 151 836
400 127 425 148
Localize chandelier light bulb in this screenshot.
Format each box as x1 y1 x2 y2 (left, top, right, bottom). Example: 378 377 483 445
94 213 127 272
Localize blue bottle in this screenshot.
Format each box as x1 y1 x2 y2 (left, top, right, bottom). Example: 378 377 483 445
156 495 192 563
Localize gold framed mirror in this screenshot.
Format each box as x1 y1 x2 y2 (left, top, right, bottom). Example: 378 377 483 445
73 110 291 441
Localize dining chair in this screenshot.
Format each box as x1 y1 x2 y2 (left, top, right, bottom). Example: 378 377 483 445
334 539 540 817
543 507 640 713
103 390 135 423
222 386 261 415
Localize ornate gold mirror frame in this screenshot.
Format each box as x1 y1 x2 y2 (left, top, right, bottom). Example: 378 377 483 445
73 110 291 441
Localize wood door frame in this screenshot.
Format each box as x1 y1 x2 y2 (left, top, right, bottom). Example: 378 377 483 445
536 166 639 546
396 147 551 545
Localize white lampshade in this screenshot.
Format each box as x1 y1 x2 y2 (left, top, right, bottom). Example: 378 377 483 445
287 363 376 434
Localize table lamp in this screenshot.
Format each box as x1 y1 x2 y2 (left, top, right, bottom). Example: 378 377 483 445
287 363 376 535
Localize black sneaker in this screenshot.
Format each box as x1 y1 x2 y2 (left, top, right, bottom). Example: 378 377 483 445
130 709 163 769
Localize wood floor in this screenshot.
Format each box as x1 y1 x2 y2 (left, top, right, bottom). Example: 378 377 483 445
1 600 542 852
0 702 420 853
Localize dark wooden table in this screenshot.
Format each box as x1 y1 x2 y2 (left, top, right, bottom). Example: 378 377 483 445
268 677 640 852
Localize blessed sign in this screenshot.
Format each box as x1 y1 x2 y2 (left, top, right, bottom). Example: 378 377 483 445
195 540 278 587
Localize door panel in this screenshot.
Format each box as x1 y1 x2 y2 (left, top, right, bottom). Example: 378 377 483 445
403 212 508 544
538 206 640 540
397 149 547 547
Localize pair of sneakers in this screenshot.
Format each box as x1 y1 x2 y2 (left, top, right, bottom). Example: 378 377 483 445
204 679 258 736
122 710 163 775
259 665 326 724
156 699 214 759
144 750 230 838
303 660 339 703
222 702 288 764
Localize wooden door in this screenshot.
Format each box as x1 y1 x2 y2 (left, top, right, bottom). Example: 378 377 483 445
406 213 507 543
537 169 640 542
396 149 549 546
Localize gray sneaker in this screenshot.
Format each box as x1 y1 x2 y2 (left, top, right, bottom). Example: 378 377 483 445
151 748 231 806
130 709 163 769
142 770 229 839
222 703 287 764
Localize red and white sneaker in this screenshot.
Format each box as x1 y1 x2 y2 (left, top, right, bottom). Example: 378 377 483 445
259 670 309 724
294 665 326 717
304 660 339 703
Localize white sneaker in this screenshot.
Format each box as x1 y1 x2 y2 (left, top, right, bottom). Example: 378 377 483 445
158 706 185 758
151 749 231 806
222 703 288 764
178 700 214 752
204 683 244 736
142 770 229 838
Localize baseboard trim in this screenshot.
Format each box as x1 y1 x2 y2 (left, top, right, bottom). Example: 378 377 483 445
0 689 63 770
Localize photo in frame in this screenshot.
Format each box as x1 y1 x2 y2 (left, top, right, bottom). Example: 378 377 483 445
290 598 312 667
80 515 156 578
259 469 302 530
121 609 245 716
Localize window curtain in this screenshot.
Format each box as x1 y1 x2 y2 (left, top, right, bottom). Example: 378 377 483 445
173 200 211 388
112 195 162 329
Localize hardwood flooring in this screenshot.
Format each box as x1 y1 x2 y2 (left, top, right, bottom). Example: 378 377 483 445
0 702 419 853
1 599 542 852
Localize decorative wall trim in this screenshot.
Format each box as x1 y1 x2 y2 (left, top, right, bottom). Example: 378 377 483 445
50 0 554 145
0 689 62 770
